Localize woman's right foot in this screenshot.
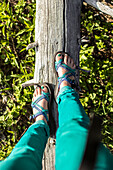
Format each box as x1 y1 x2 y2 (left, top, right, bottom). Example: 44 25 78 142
56 52 76 90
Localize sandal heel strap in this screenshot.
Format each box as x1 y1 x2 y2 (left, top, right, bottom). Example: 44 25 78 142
30 108 49 122
58 73 76 89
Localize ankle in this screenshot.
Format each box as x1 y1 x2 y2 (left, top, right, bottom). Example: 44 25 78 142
35 115 48 124
60 81 71 89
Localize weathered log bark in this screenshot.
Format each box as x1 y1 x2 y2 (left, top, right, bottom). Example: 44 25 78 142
34 0 82 169
85 0 113 17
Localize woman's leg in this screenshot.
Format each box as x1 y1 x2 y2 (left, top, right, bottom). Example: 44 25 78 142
0 86 50 170
55 53 113 170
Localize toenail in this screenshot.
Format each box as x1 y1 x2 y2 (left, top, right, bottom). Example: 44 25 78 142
41 86 44 89
58 54 62 56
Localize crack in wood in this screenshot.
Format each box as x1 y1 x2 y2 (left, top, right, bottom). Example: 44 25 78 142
63 0 65 52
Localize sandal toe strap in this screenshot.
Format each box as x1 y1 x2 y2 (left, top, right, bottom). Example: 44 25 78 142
55 59 76 73
55 59 63 71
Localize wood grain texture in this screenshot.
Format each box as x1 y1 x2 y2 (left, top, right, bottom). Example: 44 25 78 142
65 0 81 63
35 0 82 168
34 0 81 129
35 0 64 84
35 0 81 85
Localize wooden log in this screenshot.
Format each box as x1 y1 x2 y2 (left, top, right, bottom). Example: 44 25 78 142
34 0 82 169
35 0 81 133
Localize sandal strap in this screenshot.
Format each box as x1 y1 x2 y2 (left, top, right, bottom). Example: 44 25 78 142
58 73 76 89
55 59 63 71
30 107 49 122
55 58 76 73
30 92 50 122
55 58 76 89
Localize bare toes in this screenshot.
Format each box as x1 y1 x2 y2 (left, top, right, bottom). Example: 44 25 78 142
65 55 75 69
35 88 38 95
33 91 36 97
71 59 75 67
67 56 71 64
41 85 48 93
37 87 41 95
32 90 37 101
64 54 68 64
56 53 63 62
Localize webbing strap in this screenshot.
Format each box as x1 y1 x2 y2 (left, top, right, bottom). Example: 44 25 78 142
30 92 50 122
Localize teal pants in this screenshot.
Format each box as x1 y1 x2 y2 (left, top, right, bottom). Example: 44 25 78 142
0 86 113 170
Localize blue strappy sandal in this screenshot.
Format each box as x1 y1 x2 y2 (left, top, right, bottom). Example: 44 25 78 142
30 83 51 123
54 51 76 99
